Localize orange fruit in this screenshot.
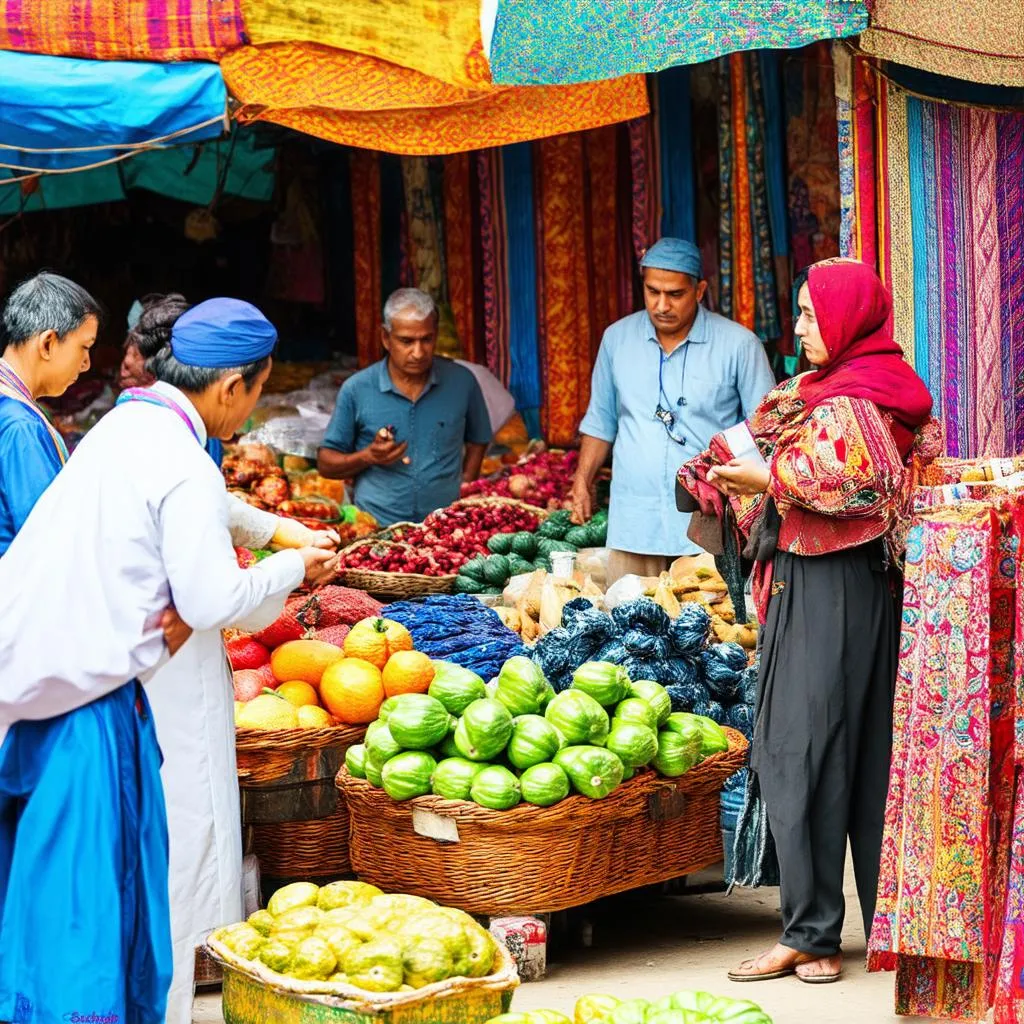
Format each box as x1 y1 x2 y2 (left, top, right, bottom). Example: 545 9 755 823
270 639 345 686
382 650 436 698
319 658 386 724
297 704 333 728
343 618 414 670
276 681 321 708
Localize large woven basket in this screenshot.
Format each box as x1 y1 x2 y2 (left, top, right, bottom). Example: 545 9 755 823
338 729 747 917
237 724 366 878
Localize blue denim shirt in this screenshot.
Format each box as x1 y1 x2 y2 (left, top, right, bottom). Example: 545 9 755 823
321 357 491 527
579 306 775 556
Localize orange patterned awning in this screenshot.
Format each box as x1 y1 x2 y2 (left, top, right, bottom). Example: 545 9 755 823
222 43 649 156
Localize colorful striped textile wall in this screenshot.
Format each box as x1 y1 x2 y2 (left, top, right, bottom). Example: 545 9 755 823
835 46 1024 458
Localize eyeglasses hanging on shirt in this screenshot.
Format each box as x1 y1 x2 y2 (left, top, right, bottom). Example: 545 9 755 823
653 344 691 446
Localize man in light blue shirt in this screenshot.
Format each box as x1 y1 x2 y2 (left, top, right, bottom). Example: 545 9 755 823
318 288 491 526
571 238 775 584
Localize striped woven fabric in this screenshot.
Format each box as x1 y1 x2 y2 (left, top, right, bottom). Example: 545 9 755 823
839 55 1024 459
0 0 244 61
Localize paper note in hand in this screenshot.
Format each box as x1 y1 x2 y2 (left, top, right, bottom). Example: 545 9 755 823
720 423 766 466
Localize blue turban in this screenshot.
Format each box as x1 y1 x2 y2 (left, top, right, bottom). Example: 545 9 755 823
171 298 277 368
640 237 703 279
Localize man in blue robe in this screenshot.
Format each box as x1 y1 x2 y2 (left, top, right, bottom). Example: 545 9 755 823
0 273 100 556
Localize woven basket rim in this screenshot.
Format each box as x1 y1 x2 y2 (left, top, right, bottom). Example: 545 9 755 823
235 723 366 751
206 933 519 1006
337 728 747 830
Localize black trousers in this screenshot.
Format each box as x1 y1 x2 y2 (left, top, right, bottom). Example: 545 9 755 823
751 544 898 956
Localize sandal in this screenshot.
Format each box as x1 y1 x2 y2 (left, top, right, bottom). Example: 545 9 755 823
727 945 816 983
795 955 843 985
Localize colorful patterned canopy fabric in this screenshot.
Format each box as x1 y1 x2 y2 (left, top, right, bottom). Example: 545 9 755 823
222 43 649 155
239 0 490 90
489 0 868 85
0 0 244 62
862 0 1024 88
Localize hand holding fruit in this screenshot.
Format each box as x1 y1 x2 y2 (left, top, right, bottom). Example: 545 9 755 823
161 607 193 656
273 517 340 551
366 427 409 468
299 548 339 587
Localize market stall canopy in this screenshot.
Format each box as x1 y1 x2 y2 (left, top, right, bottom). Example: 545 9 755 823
487 0 869 85
860 0 1024 88
0 51 228 173
0 128 274 213
239 0 490 90
222 44 648 155
0 0 245 61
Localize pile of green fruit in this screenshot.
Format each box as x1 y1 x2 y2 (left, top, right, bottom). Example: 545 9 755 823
486 990 772 1024
212 880 500 990
344 655 730 811
455 510 608 595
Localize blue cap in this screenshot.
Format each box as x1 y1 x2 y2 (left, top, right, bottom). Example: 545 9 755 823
640 237 703 279
171 298 277 368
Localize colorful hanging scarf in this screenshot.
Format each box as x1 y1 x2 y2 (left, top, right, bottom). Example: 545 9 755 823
0 0 244 61
349 149 382 369
442 152 477 362
476 148 511 386
0 360 68 465
401 157 443 300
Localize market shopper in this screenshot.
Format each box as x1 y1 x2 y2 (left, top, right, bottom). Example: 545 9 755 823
318 287 492 526
0 298 336 1023
571 237 775 586
0 272 100 555
118 296 340 1023
678 259 935 984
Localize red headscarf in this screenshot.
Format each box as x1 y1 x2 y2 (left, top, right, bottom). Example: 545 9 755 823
797 258 933 457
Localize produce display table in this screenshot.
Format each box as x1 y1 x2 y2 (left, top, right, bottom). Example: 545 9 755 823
337 729 747 918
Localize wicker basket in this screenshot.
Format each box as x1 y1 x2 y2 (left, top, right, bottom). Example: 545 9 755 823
237 724 366 878
336 539 457 598
207 934 518 1024
339 729 747 917
247 805 352 878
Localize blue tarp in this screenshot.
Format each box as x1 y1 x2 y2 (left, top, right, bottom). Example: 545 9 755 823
0 51 227 173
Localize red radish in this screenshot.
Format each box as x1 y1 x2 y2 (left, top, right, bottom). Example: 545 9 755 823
233 669 266 702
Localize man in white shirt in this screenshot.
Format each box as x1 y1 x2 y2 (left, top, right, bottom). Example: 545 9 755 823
0 298 334 1024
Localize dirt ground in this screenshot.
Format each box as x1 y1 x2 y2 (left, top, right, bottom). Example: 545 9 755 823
194 856 899 1024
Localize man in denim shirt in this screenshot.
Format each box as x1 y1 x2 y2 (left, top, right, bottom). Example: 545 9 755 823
318 288 491 526
571 238 775 584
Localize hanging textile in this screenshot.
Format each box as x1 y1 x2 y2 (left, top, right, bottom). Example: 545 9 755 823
401 157 444 300
0 51 226 173
379 155 406 301
443 152 477 362
0 0 244 61
349 149 382 368
501 142 541 434
535 133 593 448
239 0 490 90
657 65 695 242
489 0 868 85
869 496 1020 1022
836 56 1024 457
222 44 649 156
862 0 1024 88
476 149 511 387
715 53 786 338
627 114 659 261
585 126 624 336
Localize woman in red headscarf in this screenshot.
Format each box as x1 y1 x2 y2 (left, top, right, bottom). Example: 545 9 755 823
678 259 938 985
